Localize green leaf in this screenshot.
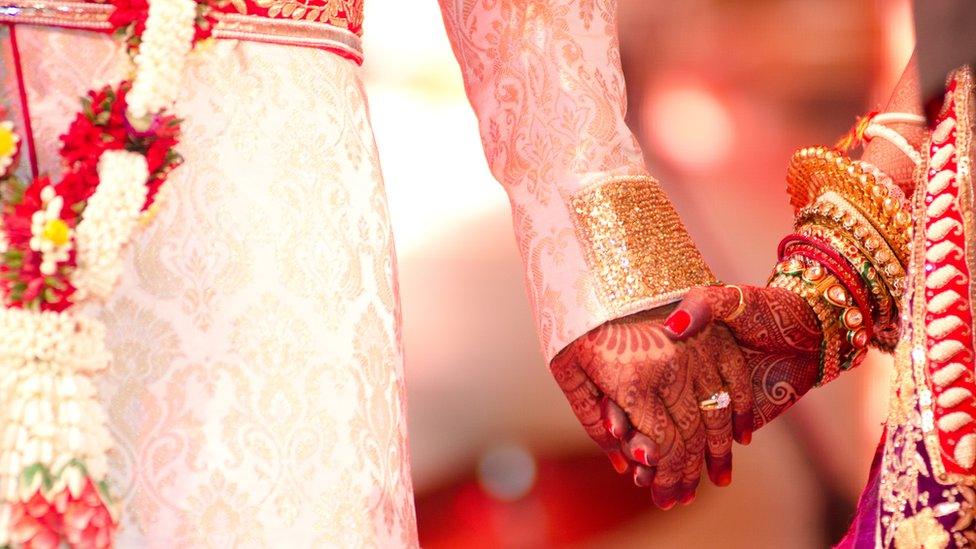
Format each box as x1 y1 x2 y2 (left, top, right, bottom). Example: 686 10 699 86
81 96 95 121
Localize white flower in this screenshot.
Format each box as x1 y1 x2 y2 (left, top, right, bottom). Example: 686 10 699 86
71 150 149 301
126 0 197 121
0 309 113 511
28 185 72 276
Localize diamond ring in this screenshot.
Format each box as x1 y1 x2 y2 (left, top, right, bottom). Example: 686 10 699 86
699 390 731 411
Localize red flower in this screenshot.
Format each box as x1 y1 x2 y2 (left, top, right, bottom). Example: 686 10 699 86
7 478 116 549
58 478 116 549
107 0 149 37
8 490 62 549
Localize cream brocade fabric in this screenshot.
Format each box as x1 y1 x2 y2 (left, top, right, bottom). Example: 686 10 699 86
4 28 417 546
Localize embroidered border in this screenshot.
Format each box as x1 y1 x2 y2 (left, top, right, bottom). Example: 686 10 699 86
0 0 363 62
569 175 715 316
921 68 976 482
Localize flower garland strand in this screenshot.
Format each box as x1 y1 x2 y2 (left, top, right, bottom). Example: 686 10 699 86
0 0 202 546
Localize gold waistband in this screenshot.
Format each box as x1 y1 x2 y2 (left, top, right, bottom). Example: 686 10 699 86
0 0 364 61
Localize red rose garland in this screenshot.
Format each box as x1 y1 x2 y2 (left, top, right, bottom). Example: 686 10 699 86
0 1 206 547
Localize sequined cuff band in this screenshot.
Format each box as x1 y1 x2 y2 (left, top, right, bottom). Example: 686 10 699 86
570 175 714 316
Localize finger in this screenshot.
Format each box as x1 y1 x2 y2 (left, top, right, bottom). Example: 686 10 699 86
633 464 655 488
601 397 632 441
550 349 626 473
664 286 742 340
648 344 706 506
624 431 659 467
707 326 756 445
690 339 734 487
679 476 700 505
628 389 686 509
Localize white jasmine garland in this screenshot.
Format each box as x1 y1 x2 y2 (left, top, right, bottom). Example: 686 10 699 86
71 150 150 301
0 309 112 510
125 0 197 120
0 0 199 541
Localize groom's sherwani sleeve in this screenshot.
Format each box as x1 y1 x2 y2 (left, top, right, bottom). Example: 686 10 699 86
438 0 715 362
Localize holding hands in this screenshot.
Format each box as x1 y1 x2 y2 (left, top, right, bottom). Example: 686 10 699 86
552 284 825 508
551 307 753 509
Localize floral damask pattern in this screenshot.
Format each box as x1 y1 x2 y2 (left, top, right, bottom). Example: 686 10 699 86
7 26 416 546
439 0 712 362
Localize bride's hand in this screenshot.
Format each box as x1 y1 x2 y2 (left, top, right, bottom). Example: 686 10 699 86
663 285 824 428
551 311 753 509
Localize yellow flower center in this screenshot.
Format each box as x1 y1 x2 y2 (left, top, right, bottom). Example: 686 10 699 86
0 127 16 158
42 219 71 246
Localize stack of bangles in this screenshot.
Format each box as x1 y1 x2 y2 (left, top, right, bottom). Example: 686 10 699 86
766 111 920 386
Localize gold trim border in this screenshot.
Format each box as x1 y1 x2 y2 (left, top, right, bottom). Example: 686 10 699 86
0 0 363 60
569 175 715 315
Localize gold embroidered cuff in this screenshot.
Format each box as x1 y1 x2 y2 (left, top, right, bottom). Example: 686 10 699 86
570 176 714 315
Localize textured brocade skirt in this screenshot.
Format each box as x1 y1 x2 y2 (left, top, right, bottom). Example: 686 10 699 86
2 26 418 546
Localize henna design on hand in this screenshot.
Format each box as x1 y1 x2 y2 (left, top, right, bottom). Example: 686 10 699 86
666 285 823 429
554 310 752 508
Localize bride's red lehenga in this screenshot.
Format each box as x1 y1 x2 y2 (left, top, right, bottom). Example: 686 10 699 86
772 68 976 547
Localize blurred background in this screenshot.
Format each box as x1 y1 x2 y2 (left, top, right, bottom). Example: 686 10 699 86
361 1 915 547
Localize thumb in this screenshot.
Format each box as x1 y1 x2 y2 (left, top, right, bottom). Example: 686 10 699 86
663 285 744 340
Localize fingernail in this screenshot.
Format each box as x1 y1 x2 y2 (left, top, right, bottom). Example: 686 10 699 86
603 418 618 438
608 450 630 474
652 487 679 510
680 490 696 505
664 310 691 337
733 412 755 445
717 469 732 487
740 430 752 445
633 447 648 466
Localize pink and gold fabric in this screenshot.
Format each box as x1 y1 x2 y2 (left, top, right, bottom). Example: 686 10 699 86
439 0 714 363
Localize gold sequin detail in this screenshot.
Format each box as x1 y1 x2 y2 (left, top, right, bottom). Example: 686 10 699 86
570 176 714 314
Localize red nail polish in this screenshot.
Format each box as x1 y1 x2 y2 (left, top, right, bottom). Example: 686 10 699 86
740 430 752 445
717 469 733 487
603 418 617 438
608 451 629 474
680 491 696 505
664 310 691 336
633 448 647 465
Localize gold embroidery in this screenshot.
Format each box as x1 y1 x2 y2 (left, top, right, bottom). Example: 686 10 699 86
0 0 365 58
249 0 361 29
894 508 951 549
570 176 714 315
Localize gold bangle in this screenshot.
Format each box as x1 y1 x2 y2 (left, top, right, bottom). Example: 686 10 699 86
786 146 912 264
769 261 864 384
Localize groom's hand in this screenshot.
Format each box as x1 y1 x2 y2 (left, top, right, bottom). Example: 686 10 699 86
551 311 753 509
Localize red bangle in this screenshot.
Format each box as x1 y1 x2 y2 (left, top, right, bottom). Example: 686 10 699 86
778 234 874 341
